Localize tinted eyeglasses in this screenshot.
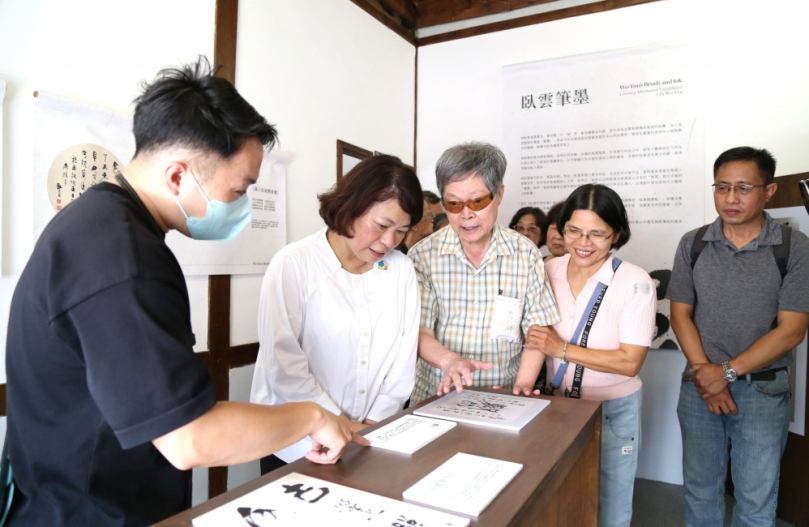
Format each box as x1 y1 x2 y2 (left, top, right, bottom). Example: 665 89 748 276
442 192 494 214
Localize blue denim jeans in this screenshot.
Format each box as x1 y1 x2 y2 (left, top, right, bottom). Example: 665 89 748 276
600 388 642 527
677 368 791 527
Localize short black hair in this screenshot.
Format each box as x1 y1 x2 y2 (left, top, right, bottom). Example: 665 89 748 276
557 184 631 249
133 56 277 159
541 201 564 242
508 206 546 247
713 147 777 185
508 207 546 230
423 190 441 205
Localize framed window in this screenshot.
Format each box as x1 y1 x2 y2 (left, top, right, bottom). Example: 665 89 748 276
336 140 373 181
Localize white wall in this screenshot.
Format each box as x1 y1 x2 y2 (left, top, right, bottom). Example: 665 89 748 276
237 0 416 245
416 0 809 483
223 0 417 490
0 0 218 362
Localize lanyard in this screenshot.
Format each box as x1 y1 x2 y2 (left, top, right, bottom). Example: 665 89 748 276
546 257 622 398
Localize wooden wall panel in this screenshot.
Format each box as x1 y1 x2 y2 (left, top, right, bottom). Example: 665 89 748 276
766 172 807 211
770 171 809 525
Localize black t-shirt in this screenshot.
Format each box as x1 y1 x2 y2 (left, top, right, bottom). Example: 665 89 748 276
5 182 216 526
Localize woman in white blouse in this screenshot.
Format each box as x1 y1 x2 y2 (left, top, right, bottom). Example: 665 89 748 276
250 155 423 473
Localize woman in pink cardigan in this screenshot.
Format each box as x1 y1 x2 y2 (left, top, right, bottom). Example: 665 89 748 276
514 184 656 527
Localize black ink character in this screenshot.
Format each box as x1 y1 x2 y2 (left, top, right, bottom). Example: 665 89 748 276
649 269 679 350
573 89 590 105
393 515 423 526
522 95 536 109
237 506 276 526
281 483 311 500
308 487 330 503
456 398 507 413
281 483 330 503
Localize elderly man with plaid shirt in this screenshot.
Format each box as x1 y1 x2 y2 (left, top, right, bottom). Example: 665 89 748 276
408 142 560 405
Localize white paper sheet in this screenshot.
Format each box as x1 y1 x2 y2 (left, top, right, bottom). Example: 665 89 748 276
165 150 289 275
192 472 470 527
365 415 456 454
402 453 523 517
414 391 549 431
502 41 705 350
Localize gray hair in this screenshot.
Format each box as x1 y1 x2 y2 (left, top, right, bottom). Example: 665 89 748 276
435 142 507 197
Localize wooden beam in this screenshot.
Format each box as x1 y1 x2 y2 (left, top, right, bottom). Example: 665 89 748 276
378 0 420 28
416 0 560 28
417 0 661 46
214 0 239 84
207 0 240 499
207 275 232 499
348 0 418 45
229 343 260 369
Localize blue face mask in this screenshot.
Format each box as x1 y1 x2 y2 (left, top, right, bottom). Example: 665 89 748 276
174 170 251 241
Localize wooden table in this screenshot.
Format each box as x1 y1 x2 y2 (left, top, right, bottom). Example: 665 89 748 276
156 389 602 527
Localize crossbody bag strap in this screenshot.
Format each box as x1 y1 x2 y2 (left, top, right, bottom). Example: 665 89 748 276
546 258 622 398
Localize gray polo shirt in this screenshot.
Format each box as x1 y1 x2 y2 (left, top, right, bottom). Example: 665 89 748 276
666 212 809 371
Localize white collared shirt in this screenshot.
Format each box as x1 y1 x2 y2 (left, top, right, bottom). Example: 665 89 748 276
250 228 419 462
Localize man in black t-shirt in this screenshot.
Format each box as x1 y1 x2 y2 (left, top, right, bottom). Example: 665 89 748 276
5 58 368 527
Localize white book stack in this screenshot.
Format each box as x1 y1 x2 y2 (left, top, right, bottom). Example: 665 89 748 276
403 453 523 517
414 390 550 431
364 415 456 454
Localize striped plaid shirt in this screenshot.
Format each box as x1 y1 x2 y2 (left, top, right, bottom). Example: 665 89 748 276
408 223 560 404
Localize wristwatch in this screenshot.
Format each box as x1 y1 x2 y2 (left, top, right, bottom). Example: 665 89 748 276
722 361 738 383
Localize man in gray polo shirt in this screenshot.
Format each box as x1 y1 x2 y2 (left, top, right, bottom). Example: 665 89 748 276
667 146 809 527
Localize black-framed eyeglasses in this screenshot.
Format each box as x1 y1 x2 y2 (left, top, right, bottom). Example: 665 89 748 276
562 228 614 244
712 183 767 196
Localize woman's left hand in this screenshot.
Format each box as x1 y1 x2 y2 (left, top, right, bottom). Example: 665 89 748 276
525 325 565 358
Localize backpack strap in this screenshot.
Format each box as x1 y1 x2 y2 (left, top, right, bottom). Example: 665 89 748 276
773 224 791 283
689 224 711 269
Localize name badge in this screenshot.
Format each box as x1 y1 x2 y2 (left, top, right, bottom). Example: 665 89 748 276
489 295 524 341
